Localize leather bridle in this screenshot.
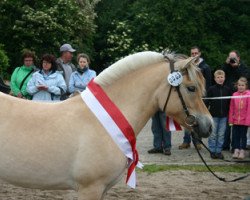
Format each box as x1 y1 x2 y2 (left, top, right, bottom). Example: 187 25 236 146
162 55 197 128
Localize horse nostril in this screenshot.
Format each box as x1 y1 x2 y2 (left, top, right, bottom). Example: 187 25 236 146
209 125 212 133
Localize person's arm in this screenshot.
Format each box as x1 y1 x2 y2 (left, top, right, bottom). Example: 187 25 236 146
21 74 33 97
228 97 234 124
245 92 250 126
91 70 97 78
26 75 39 95
48 74 66 95
205 87 212 109
10 67 21 96
57 74 67 94
68 73 75 94
239 64 250 82
221 63 228 72
204 66 212 91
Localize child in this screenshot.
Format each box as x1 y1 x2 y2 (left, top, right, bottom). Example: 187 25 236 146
229 77 250 159
207 70 231 159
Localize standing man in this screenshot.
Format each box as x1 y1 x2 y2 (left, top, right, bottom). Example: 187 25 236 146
190 46 212 91
179 46 212 150
221 50 249 151
148 111 172 156
56 43 76 99
222 50 249 92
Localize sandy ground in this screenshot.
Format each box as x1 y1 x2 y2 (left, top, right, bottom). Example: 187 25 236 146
1 171 250 200
1 121 250 200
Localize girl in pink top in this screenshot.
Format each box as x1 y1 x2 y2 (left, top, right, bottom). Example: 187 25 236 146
229 77 250 159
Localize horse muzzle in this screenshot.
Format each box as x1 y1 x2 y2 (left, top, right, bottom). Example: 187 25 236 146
187 114 213 138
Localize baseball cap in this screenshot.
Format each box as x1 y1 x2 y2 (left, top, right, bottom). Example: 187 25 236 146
60 44 76 52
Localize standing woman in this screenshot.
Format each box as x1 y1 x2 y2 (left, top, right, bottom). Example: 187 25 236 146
10 50 36 99
26 54 66 102
69 53 96 93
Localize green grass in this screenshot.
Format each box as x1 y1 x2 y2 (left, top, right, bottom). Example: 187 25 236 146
138 164 250 174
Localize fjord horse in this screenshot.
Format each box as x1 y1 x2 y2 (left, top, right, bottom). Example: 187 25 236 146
0 51 213 199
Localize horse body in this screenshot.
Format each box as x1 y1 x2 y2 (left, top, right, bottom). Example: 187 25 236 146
0 95 126 190
0 52 213 199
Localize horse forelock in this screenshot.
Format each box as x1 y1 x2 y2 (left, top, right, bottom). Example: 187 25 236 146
187 64 206 96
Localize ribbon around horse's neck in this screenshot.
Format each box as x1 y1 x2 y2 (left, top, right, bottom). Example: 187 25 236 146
81 79 142 188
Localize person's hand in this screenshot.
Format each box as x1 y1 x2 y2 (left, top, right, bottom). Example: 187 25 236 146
37 85 48 91
226 56 239 67
17 92 23 98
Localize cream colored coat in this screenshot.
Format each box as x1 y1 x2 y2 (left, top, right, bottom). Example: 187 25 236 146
0 52 212 200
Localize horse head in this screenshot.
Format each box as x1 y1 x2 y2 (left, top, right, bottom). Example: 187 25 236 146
160 53 213 139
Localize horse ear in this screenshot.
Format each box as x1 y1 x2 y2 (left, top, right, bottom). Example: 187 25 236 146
177 56 197 70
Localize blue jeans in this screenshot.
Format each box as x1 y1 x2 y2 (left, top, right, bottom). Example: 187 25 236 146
151 111 171 150
232 125 248 150
183 130 201 145
208 117 227 153
183 129 191 144
223 122 232 149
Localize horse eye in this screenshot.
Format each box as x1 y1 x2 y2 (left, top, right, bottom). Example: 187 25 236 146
187 86 196 92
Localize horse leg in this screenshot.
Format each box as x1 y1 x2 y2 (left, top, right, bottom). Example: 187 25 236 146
77 184 106 200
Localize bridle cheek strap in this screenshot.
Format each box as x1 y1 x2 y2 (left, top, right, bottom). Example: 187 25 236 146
162 56 197 127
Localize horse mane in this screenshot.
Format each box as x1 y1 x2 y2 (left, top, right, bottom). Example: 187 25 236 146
94 50 204 96
95 51 186 86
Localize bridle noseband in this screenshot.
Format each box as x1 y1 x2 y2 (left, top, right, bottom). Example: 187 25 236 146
162 56 197 128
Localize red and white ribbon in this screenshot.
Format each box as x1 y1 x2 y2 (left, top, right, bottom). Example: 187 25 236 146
81 80 142 188
166 116 182 131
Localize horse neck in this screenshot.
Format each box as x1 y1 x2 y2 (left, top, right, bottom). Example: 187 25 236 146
103 62 169 137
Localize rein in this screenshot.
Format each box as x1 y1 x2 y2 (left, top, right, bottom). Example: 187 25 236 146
162 53 250 182
191 134 250 182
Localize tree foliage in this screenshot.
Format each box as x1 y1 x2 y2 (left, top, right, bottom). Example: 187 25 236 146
0 44 9 78
0 0 99 77
0 0 249 77
94 0 250 70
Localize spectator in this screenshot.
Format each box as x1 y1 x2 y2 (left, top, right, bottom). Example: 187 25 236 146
56 43 76 98
69 53 96 93
229 77 250 159
222 50 249 92
10 50 36 99
27 54 66 102
148 111 172 156
179 46 211 150
190 46 212 91
221 50 250 151
206 70 231 159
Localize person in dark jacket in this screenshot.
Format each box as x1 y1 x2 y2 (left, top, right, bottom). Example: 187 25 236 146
222 50 249 93
179 46 212 150
190 46 212 91
221 50 250 151
206 70 232 159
